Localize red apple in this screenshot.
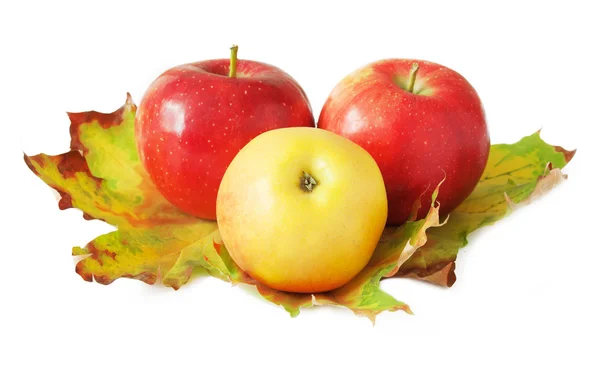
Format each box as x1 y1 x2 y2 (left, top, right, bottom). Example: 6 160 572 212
135 46 315 220
318 59 489 225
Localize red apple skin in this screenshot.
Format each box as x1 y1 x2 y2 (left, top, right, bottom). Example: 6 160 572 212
135 59 315 219
318 59 489 225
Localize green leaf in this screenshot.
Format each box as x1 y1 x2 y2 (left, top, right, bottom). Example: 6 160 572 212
395 132 575 286
25 96 574 321
25 95 218 288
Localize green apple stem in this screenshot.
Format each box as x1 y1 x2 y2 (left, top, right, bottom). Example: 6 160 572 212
300 171 317 192
229 45 239 78
406 62 419 93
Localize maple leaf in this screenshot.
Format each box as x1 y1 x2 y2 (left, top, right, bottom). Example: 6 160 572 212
25 95 218 288
394 132 575 286
25 96 574 321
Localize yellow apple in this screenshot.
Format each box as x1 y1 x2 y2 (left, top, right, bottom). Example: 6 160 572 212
216 127 387 293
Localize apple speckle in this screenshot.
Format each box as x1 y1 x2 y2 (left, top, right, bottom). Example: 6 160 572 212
210 85 214 89
244 90 248 95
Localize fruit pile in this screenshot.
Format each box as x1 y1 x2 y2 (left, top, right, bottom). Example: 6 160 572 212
135 46 489 293
25 46 574 319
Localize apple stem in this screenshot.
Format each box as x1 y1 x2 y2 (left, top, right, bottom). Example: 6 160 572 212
229 45 238 78
300 171 317 192
406 62 419 93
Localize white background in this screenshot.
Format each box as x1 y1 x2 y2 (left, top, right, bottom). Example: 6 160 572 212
1 0 598 374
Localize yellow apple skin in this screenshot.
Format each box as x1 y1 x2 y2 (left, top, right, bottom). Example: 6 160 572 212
216 127 387 293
